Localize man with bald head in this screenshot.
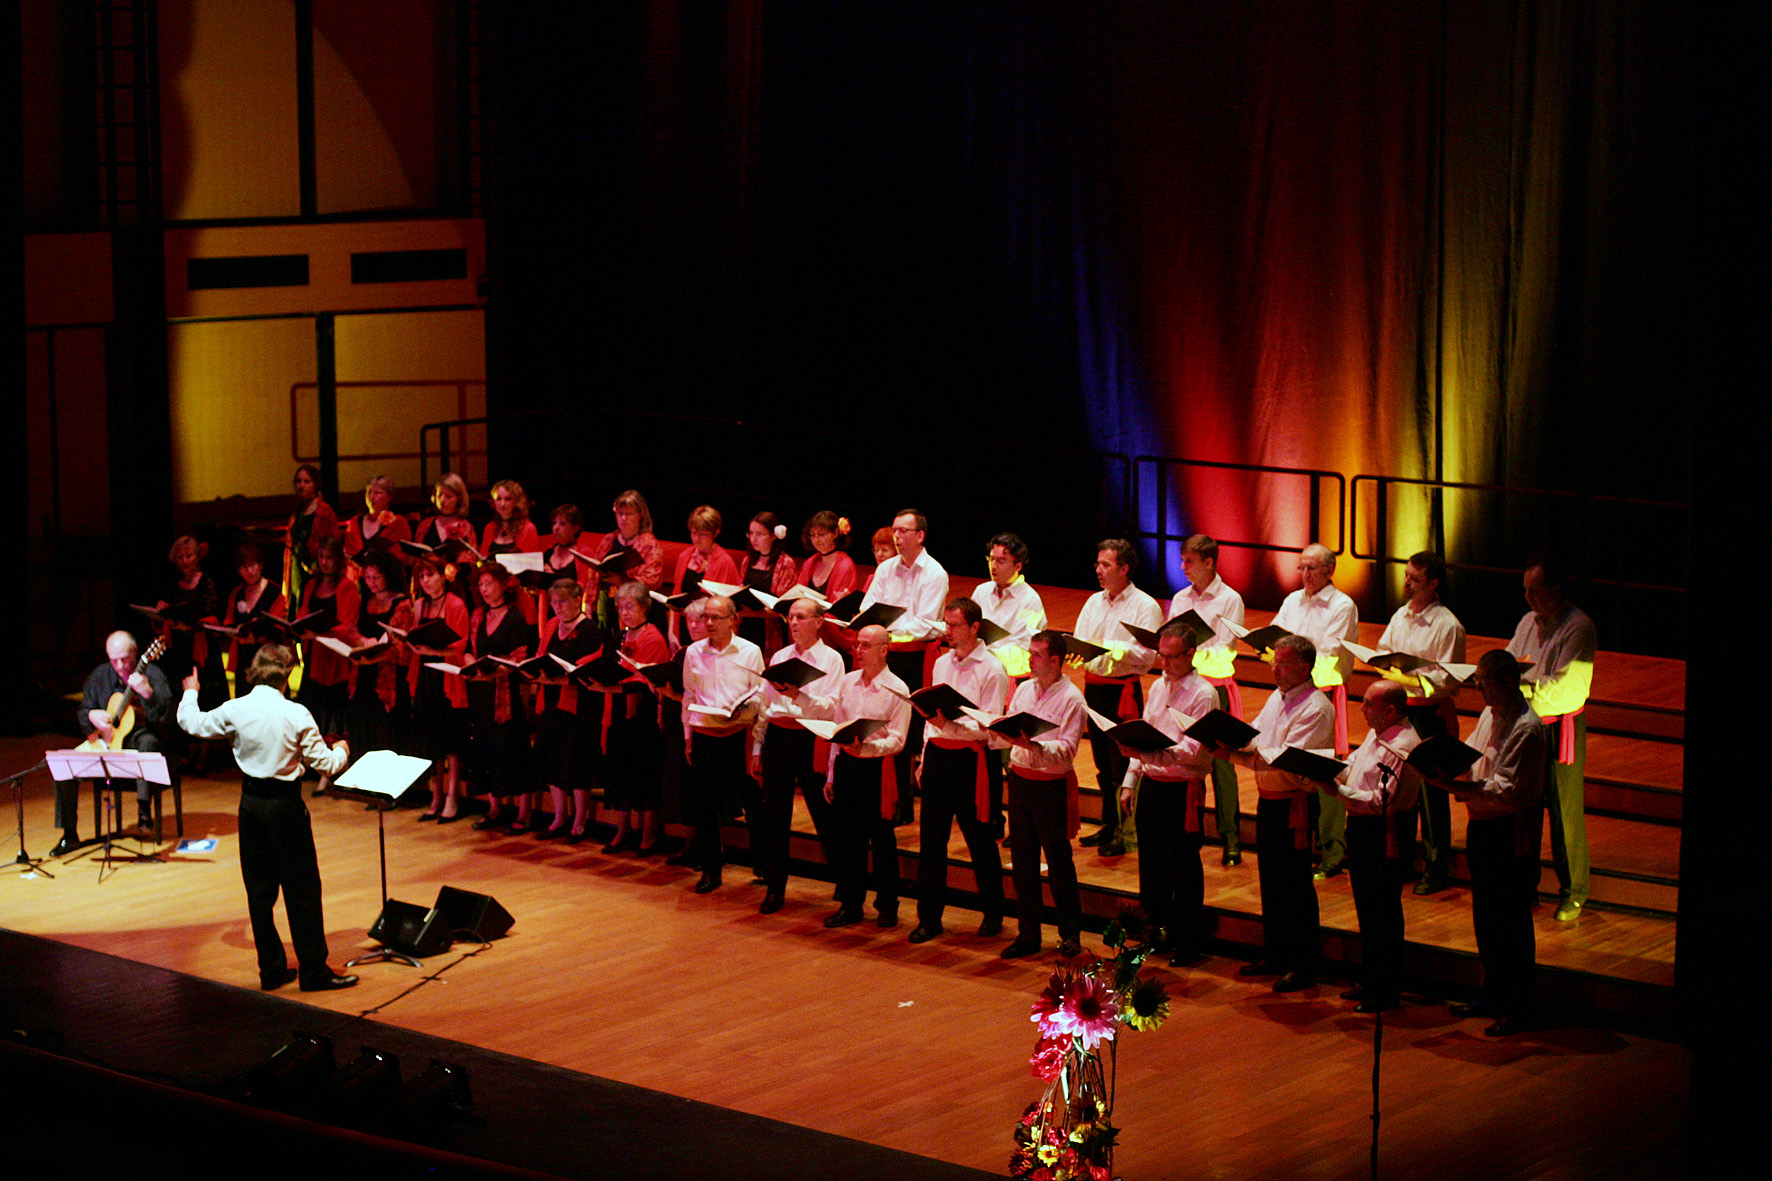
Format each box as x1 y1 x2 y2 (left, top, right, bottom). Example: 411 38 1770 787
678 594 765 894
1272 542 1360 879
57 630 173 854
1332 679 1423 1012
821 624 913 929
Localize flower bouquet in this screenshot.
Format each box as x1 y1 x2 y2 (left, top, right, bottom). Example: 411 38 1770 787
1009 908 1170 1181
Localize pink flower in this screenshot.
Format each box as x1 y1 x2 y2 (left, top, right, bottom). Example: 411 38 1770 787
1047 972 1121 1049
1029 1035 1069 1081
1029 970 1070 1035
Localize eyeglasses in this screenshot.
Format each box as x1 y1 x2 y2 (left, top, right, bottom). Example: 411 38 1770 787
703 613 733 622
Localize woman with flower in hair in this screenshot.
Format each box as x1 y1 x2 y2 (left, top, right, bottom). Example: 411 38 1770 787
740 510 797 654
797 511 858 603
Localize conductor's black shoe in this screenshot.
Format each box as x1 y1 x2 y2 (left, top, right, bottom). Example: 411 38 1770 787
823 906 864 929
299 972 359 992
260 967 298 991
693 871 721 894
1273 972 1317 993
999 936 1041 960
50 834 81 857
908 924 943 944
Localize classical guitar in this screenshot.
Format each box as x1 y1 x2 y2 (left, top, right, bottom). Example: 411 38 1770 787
77 637 167 752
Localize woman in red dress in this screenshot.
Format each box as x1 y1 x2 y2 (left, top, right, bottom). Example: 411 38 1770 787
796 511 859 603
296 536 360 794
408 555 471 821
223 541 283 697
531 578 604 841
608 580 670 853
343 474 412 564
585 488 665 629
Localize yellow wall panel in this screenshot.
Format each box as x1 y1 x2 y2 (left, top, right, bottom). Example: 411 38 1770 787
159 0 300 221
169 318 315 503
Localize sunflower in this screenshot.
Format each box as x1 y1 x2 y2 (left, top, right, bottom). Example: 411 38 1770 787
1123 976 1171 1032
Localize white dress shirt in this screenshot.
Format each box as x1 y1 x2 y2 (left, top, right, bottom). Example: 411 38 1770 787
975 575 1046 676
923 642 1011 749
826 666 913 769
1335 722 1422 815
1376 598 1466 697
1073 583 1162 677
1462 702 1548 819
682 634 765 738
1273 583 1361 684
1248 681 1337 798
177 685 348 781
859 549 949 641
1506 602 1597 716
1169 575 1245 680
1005 675 1087 776
1125 670 1219 785
750 639 847 756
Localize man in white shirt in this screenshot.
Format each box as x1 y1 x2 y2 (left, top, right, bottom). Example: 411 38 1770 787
1432 649 1547 1036
821 625 913 929
1374 550 1466 895
1218 635 1336 992
910 597 1010 944
1272 543 1361 879
1117 622 1219 966
859 508 949 814
1000 631 1090 960
676 595 764 895
176 643 355 992
1073 539 1162 856
975 532 1047 679
1168 534 1247 867
748 596 846 915
1332 680 1422 1012
1505 557 1597 922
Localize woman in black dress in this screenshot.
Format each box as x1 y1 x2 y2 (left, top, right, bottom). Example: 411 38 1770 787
608 580 671 853
530 579 604 841
465 562 536 833
344 550 413 760
408 555 471 821
738 511 797 656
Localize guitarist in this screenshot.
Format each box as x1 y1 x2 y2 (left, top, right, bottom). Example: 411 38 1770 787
57 631 172 855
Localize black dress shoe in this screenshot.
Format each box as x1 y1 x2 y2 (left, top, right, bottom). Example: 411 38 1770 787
1078 829 1106 847
976 916 1004 938
1238 960 1284 977
1273 971 1317 993
565 829 591 845
1413 868 1449 895
503 820 532 836
471 815 503 831
436 811 467 824
1450 1001 1501 1019
1485 1015 1530 1037
908 924 943 944
1057 937 1082 959
876 910 899 930
1222 849 1243 867
1355 998 1401 1014
999 935 1041 960
299 972 359 992
823 906 864 929
1096 840 1126 857
693 870 721 894
416 812 441 822
663 850 700 868
50 834 82 857
260 967 298 990
759 890 785 915
1313 864 1343 881
635 842 664 857
536 826 568 841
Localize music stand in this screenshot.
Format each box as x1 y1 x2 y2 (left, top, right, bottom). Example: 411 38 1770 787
7 759 51 877
327 751 433 970
46 749 172 873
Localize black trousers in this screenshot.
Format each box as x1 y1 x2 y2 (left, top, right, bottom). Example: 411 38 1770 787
238 778 329 978
1347 812 1415 1002
829 753 900 913
687 730 753 871
885 648 928 824
1208 683 1241 853
1134 779 1205 954
57 729 163 833
756 725 828 891
1007 771 1080 942
916 743 1005 928
1466 814 1541 1018
1255 796 1319 973
1083 679 1141 835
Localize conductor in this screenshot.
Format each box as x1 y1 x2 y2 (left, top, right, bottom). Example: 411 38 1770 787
176 643 358 991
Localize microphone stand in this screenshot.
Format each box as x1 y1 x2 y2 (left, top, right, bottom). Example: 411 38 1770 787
7 760 52 877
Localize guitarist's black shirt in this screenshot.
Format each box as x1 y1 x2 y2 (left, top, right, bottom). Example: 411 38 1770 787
79 659 173 741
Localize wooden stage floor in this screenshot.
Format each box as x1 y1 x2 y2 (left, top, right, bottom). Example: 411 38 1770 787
2 749 1690 1179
